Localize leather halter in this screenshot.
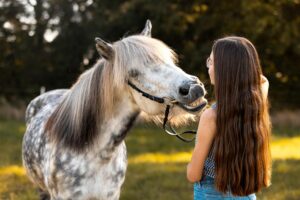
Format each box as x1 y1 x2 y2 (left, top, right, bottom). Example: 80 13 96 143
128 81 206 142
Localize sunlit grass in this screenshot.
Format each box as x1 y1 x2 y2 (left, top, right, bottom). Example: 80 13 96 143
271 136 300 160
0 165 25 176
0 169 37 200
129 152 192 164
0 121 300 200
128 136 300 164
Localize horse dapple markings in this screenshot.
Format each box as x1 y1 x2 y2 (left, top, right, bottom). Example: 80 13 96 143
22 20 206 200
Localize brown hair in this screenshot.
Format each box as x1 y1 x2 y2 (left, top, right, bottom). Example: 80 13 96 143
212 36 271 195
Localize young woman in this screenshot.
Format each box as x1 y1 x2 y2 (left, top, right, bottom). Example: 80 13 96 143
187 36 271 199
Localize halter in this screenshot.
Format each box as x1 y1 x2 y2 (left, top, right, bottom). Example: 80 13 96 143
128 81 206 143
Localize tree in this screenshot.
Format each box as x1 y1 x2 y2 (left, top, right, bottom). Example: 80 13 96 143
0 0 299 109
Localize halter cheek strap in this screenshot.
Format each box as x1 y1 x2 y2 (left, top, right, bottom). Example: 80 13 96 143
127 80 198 143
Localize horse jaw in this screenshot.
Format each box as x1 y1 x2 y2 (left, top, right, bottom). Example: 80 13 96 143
128 86 166 115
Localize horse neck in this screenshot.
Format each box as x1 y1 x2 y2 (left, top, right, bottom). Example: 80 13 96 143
93 90 140 157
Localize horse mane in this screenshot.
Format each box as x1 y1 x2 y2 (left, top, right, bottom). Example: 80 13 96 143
45 35 178 151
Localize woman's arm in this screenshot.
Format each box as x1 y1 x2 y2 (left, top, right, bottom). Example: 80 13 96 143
186 108 216 183
261 75 269 102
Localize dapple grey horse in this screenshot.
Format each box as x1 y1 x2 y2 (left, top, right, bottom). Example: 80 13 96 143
22 20 206 200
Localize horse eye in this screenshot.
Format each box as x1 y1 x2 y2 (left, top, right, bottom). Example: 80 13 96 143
129 69 140 78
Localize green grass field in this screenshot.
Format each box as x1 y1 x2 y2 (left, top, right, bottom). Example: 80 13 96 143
0 120 299 200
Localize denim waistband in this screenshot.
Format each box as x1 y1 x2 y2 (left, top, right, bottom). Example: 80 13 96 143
196 176 256 199
201 175 214 181
197 175 215 187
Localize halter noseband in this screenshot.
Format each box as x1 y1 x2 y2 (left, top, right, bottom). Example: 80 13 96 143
128 80 206 143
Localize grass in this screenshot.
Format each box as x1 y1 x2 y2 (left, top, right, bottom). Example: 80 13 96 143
0 121 300 200
0 121 37 200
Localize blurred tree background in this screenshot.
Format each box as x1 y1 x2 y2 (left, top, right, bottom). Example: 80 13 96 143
0 0 299 109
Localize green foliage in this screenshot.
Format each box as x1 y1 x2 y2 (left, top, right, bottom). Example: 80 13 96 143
0 0 299 108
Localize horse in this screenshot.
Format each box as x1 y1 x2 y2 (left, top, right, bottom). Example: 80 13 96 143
22 20 207 200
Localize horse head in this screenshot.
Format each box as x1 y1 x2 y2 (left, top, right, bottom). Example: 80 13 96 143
95 20 207 127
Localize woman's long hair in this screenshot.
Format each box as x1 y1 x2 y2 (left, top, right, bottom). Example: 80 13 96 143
212 36 271 196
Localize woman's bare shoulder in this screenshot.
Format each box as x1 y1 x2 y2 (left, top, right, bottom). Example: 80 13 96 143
201 106 217 121
198 107 217 134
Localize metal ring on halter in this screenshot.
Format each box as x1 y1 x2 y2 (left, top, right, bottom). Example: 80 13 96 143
127 80 206 143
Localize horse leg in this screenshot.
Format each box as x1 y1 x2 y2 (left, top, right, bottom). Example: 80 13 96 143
38 188 50 200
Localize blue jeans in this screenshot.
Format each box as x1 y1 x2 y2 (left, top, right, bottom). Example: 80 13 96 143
194 175 256 200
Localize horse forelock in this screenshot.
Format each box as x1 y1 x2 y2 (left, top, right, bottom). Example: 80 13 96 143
113 35 178 73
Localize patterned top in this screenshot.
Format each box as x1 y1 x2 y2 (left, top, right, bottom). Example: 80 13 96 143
197 103 217 178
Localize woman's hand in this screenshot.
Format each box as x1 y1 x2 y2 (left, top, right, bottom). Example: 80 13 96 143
261 75 269 102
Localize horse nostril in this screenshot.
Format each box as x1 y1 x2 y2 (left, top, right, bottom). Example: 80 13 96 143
179 85 190 96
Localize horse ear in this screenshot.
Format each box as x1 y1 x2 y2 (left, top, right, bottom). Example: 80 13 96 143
141 19 152 37
95 37 114 60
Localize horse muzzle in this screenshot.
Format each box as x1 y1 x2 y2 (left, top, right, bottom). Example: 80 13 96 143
175 84 207 113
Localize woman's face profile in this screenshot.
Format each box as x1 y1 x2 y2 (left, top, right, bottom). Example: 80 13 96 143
206 51 215 85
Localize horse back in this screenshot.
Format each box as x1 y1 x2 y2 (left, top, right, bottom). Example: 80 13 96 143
25 89 68 125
